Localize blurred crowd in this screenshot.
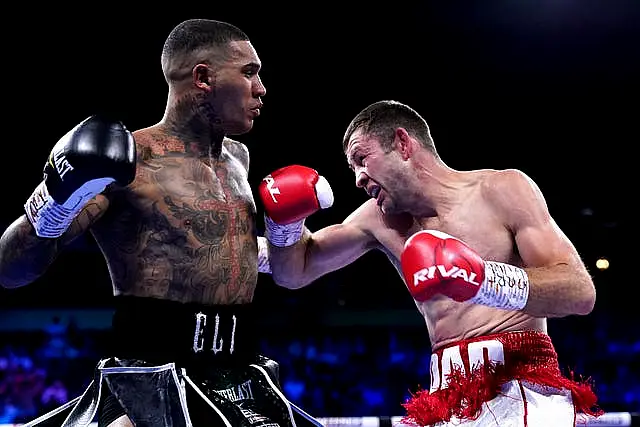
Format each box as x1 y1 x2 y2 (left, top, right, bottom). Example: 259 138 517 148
0 312 638 424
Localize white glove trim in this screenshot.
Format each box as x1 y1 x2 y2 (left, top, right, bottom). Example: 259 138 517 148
315 175 334 209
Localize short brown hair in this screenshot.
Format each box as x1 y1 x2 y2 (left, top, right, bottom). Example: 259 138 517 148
342 100 438 157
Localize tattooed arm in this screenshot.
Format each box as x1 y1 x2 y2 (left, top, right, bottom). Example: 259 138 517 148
0 194 111 288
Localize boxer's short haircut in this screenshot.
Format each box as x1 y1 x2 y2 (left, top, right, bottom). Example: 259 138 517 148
343 100 437 157
161 19 250 83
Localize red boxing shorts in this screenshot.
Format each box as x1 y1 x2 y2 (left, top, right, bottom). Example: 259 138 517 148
402 331 603 426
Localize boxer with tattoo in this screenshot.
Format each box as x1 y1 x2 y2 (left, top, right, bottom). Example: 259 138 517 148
0 18 317 427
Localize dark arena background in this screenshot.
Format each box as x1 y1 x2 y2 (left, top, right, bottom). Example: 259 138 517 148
0 1 638 425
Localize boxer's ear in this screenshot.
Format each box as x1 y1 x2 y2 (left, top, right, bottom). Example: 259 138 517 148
395 127 413 160
193 64 213 91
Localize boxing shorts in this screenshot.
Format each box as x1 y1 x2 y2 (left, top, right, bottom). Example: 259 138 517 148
401 330 603 427
23 296 318 427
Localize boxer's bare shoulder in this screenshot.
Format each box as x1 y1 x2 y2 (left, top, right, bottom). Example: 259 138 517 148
346 199 417 250
223 137 250 171
132 125 187 159
476 168 554 237
479 168 540 207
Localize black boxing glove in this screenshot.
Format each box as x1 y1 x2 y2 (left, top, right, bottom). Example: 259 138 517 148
24 115 136 238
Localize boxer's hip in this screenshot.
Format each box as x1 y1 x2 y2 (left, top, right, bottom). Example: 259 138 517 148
426 330 562 393
402 330 601 426
98 296 297 425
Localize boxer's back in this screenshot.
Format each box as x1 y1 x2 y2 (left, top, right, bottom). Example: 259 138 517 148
368 169 545 350
91 125 259 306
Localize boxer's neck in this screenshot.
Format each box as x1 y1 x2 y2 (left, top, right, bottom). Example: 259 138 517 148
406 153 461 218
161 92 225 159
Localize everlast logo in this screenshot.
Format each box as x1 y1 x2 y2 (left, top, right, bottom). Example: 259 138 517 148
26 182 48 219
50 146 74 180
213 379 254 403
262 175 280 203
413 265 480 287
192 312 237 354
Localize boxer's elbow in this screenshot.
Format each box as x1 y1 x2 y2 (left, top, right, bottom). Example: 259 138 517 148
574 285 596 315
271 271 312 290
0 272 35 289
0 254 42 288
268 244 316 289
271 257 327 289
1 280 26 289
0 261 21 288
274 280 309 290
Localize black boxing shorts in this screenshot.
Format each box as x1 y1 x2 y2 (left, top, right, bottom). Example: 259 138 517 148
24 296 319 427
108 295 261 367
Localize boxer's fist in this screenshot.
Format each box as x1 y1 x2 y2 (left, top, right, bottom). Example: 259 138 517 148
401 230 530 310
259 165 333 224
25 115 136 238
401 230 485 303
259 165 333 247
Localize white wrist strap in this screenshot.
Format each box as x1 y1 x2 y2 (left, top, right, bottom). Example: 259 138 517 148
24 177 115 239
264 215 305 248
24 182 76 238
257 236 271 274
469 261 530 311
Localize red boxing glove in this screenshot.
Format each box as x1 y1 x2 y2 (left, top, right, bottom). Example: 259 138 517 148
401 230 530 311
259 165 334 247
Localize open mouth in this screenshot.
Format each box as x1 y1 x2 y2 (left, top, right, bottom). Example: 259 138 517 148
369 186 381 199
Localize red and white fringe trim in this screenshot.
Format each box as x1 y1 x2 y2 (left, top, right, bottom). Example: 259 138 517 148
401 332 603 426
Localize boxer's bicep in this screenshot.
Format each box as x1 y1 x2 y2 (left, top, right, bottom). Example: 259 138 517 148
493 170 595 316
62 193 111 245
499 171 576 267
515 217 579 269
516 217 595 316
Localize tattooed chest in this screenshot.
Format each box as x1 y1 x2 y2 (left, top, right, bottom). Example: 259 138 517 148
124 195 259 304
110 158 260 304
137 157 256 234
165 196 256 244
